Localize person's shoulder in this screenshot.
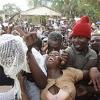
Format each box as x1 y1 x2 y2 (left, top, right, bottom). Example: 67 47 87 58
88 48 97 55
66 67 81 72
63 67 83 81
63 67 79 73
88 48 97 59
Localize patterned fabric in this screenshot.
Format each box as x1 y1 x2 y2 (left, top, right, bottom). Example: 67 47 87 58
0 34 28 79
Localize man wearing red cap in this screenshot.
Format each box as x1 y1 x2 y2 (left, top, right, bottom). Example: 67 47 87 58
61 16 100 100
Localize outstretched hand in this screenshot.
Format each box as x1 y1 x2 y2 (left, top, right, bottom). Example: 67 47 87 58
61 50 69 65
89 67 100 91
24 32 37 51
14 26 27 37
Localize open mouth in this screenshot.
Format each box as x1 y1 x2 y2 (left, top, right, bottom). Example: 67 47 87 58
74 42 82 48
75 44 81 48
48 57 54 62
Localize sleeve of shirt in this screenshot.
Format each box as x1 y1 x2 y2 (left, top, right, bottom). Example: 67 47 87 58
68 67 83 82
89 48 97 60
32 48 47 76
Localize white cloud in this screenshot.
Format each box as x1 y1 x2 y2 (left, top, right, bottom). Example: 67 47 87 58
0 0 29 11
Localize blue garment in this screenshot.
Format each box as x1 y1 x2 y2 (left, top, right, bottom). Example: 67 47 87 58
24 79 40 100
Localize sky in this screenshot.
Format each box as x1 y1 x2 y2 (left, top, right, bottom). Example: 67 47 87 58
0 0 29 11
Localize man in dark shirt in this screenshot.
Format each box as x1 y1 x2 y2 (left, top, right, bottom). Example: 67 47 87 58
62 16 100 100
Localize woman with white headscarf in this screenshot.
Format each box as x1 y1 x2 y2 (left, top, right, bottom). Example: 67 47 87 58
0 34 28 100
0 33 47 100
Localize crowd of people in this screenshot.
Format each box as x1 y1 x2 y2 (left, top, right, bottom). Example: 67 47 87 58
0 15 100 100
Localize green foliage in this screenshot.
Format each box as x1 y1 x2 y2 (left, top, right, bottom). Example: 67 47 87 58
3 3 21 16
27 0 35 8
51 0 64 12
27 0 100 21
76 1 100 21
27 0 49 8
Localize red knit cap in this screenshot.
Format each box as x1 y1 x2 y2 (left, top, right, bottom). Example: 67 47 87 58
71 16 91 39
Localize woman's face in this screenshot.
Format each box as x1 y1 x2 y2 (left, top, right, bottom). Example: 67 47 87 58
71 36 89 51
46 51 61 69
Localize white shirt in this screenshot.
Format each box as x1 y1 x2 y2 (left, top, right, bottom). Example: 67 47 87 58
32 48 47 76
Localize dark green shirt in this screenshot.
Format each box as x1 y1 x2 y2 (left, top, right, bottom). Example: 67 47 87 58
65 45 97 69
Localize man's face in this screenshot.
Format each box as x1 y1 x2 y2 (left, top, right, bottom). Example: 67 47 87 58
90 35 100 52
72 36 89 51
48 40 61 53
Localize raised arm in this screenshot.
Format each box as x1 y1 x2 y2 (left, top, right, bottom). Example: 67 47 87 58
25 32 47 89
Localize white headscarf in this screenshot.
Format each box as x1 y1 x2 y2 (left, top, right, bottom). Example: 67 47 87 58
0 34 29 79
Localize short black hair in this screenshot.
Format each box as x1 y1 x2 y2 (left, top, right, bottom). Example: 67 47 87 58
48 31 63 43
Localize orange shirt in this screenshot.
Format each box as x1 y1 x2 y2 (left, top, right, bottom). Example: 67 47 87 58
41 67 83 100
